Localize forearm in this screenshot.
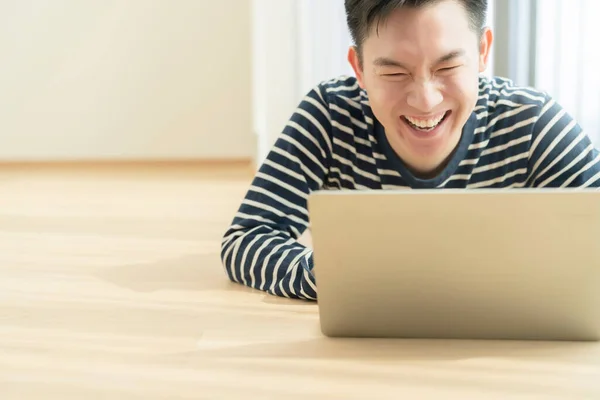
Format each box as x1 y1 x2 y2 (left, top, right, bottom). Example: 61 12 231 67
221 225 317 300
220 84 331 300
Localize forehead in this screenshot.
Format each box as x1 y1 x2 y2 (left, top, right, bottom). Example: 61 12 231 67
362 1 476 61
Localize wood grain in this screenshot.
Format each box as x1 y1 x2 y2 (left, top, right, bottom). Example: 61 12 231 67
0 163 599 399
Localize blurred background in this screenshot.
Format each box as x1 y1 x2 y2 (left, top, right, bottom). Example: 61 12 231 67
0 0 597 167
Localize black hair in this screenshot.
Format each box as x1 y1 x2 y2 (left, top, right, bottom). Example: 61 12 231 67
345 0 488 53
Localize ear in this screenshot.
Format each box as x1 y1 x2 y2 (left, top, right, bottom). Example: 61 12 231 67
347 46 366 88
478 27 493 73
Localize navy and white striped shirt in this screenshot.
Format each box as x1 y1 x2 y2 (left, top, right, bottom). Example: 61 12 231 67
221 74 600 301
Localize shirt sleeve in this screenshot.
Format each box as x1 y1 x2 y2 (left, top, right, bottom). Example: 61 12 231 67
220 85 332 301
526 94 600 188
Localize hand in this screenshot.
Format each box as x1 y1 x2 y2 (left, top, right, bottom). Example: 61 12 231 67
298 229 313 249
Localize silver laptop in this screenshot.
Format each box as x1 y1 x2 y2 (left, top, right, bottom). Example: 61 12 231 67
307 189 600 341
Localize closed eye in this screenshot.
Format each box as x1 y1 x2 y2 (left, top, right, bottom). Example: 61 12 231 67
439 66 460 72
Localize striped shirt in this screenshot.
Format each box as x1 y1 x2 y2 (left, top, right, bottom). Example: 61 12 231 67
221 74 600 301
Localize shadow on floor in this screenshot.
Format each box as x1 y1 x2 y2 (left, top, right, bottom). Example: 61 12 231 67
194 335 599 362
95 253 236 293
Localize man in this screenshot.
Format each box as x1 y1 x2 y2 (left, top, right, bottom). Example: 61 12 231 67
221 0 600 301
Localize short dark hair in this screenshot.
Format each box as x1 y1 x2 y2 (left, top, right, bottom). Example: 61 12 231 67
345 0 488 52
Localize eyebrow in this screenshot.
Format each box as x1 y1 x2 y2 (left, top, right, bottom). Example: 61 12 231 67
373 50 466 69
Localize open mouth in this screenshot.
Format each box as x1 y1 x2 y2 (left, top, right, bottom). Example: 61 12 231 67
401 111 450 133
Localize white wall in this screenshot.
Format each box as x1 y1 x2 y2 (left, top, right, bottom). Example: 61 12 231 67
0 0 254 161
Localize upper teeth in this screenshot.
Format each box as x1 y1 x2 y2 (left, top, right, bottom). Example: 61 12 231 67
405 113 445 128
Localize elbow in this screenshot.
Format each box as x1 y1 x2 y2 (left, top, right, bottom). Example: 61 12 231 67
220 233 240 284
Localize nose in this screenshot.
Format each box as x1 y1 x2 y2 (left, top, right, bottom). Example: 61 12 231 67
406 81 443 112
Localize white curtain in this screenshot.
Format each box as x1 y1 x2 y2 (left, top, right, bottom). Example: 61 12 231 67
535 0 600 145
295 0 354 97
252 0 354 164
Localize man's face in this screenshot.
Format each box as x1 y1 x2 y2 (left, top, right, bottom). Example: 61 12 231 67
349 0 492 177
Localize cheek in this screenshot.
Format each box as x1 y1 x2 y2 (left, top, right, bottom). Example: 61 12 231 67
369 81 407 114
444 74 478 107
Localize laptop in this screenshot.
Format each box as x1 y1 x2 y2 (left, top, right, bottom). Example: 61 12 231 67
307 189 600 341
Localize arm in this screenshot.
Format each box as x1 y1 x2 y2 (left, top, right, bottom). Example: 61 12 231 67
527 94 600 188
220 86 332 300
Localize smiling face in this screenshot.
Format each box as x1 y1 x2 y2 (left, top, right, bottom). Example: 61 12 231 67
348 0 492 177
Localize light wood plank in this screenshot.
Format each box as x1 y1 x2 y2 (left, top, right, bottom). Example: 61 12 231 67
0 164 599 399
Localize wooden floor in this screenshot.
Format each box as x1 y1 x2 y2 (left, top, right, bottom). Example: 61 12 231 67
1 163 600 399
